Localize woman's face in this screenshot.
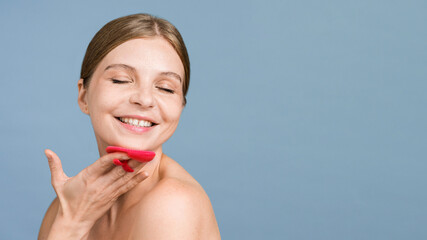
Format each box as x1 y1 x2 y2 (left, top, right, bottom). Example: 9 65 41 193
77 37 185 153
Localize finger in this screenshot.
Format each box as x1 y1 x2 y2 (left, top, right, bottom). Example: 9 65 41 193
113 159 123 166
45 149 66 183
126 159 148 173
96 158 147 186
104 160 136 181
115 155 151 172
86 152 130 176
110 171 149 198
116 159 147 174
112 159 133 172
121 160 134 172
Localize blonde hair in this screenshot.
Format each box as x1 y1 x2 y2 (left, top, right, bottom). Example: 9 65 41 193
80 13 190 104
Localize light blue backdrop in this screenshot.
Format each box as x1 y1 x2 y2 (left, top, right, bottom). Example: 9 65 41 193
0 0 426 239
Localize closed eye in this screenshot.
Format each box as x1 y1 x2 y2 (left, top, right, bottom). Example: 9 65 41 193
112 79 130 84
157 87 175 94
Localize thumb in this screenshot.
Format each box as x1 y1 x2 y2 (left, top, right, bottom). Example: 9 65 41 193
45 149 66 184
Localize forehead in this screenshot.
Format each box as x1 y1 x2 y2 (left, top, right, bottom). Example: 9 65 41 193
96 37 184 79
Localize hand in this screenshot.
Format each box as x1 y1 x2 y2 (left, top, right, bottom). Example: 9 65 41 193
45 149 149 230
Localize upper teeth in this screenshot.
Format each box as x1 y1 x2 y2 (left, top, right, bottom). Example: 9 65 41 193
119 117 153 127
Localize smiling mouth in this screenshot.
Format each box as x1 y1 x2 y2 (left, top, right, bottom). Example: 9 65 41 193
116 117 158 127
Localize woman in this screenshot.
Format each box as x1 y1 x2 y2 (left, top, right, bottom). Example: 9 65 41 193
38 13 221 239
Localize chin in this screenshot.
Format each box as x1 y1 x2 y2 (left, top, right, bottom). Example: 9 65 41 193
107 138 163 152
96 128 173 152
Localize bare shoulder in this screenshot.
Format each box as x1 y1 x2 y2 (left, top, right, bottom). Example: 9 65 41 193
38 197 59 240
128 155 221 239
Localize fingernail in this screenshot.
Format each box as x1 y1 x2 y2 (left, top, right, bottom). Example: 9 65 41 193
113 159 123 166
122 161 134 172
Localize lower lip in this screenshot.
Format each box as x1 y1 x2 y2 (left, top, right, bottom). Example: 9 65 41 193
116 118 155 134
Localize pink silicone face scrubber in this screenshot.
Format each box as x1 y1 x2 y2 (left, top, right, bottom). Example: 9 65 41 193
106 146 155 172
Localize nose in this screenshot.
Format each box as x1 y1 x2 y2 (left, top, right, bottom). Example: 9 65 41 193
129 88 155 108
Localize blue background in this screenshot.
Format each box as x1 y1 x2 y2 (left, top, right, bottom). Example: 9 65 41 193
1 0 426 239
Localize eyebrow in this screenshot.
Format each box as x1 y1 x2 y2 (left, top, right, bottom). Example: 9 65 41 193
104 64 136 74
159 71 182 82
104 64 182 82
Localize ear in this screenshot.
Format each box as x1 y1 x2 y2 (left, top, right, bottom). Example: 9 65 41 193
77 79 90 115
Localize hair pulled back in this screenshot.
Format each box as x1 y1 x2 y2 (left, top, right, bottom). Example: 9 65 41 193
80 13 190 104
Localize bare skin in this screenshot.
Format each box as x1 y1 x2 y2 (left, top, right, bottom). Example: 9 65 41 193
39 151 220 239
39 38 221 239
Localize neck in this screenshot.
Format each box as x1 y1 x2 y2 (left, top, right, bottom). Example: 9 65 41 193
105 146 164 214
91 142 164 236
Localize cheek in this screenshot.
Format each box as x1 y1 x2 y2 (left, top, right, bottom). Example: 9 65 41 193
156 93 183 120
161 101 183 122
88 88 121 114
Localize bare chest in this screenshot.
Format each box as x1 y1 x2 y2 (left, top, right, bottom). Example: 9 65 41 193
88 210 138 240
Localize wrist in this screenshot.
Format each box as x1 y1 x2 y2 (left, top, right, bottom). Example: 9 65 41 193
47 214 93 240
